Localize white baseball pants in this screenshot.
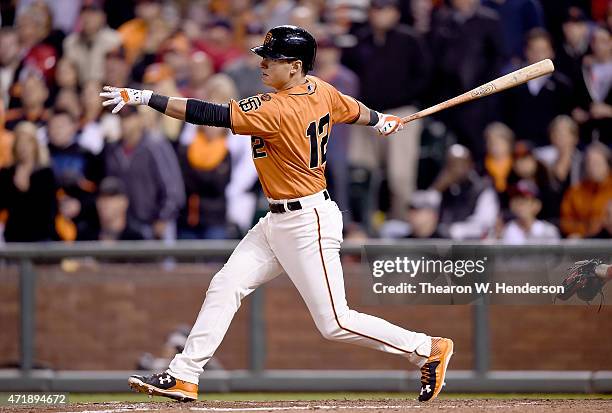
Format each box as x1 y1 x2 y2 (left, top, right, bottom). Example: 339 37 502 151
168 191 431 384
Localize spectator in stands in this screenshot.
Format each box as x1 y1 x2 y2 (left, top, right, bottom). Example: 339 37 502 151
561 142 612 238
141 63 183 143
63 2 122 84
433 144 499 240
176 74 254 239
255 0 296 31
104 105 185 241
482 0 545 62
0 97 14 169
502 29 574 146
535 115 583 192
572 25 612 145
0 28 20 107
193 19 243 72
104 46 131 91
15 3 62 84
591 200 612 238
556 7 591 87
224 23 269 99
117 0 166 65
5 71 50 131
379 190 442 239
342 0 432 217
325 0 369 37
47 109 100 241
54 87 83 121
343 0 431 116
289 4 323 38
159 34 193 94
406 0 436 36
54 58 80 92
16 0 81 35
0 121 56 242
314 34 359 221
127 7 174 85
96 176 143 241
429 0 504 160
507 140 558 223
80 80 106 155
188 51 215 97
101 48 130 144
501 179 560 244
484 122 515 193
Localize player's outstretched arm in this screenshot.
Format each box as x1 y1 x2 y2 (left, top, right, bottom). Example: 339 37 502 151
353 100 403 136
99 86 230 127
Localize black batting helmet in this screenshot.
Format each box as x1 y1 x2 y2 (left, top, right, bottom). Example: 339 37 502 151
251 25 317 72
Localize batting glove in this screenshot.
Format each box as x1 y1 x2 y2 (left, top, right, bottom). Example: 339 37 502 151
372 112 403 136
99 86 153 114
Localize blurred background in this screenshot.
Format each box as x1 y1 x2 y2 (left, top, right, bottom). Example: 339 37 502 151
0 0 611 394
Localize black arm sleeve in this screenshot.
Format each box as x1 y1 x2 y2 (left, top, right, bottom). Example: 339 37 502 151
185 99 231 127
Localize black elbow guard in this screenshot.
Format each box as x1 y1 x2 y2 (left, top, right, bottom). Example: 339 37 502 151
185 99 231 127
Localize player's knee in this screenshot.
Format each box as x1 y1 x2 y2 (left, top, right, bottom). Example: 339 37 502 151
206 271 244 302
317 321 345 341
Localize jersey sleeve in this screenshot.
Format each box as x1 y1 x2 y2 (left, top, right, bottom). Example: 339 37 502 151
330 89 361 124
229 95 280 137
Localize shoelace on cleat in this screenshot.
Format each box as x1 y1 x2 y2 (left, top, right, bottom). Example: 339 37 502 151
420 363 431 386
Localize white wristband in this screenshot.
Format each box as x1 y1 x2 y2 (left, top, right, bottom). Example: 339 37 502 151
372 111 385 130
141 90 153 105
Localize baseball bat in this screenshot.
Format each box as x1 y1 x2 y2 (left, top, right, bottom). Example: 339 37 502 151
401 59 555 124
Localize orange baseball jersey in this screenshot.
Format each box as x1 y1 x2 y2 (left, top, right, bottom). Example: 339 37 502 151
229 76 360 200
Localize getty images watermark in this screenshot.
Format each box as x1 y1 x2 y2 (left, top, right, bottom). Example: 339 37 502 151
370 256 565 296
359 244 609 306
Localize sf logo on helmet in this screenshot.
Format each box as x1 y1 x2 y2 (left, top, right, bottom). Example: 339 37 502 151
264 32 273 46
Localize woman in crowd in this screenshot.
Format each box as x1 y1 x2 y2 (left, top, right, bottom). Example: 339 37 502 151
0 121 56 241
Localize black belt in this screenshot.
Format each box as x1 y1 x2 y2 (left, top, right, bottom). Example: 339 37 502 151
269 190 330 213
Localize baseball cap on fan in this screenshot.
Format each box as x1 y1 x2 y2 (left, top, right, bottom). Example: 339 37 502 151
513 140 534 158
98 176 127 197
508 179 540 199
563 6 588 23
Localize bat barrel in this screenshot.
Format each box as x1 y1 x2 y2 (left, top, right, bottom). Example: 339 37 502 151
401 59 555 124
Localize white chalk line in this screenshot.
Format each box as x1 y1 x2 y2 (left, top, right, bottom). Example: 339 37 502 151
57 404 416 413
54 400 544 413
190 405 413 411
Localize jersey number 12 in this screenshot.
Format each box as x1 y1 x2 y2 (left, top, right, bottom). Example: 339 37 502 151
306 113 330 169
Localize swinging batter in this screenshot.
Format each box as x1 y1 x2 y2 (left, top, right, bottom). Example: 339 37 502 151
100 25 453 403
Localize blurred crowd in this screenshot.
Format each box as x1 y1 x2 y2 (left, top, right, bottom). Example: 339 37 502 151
0 0 610 245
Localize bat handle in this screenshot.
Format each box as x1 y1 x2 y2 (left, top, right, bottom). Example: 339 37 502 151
402 113 421 124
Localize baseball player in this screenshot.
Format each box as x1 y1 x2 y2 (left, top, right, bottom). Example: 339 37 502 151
101 25 453 403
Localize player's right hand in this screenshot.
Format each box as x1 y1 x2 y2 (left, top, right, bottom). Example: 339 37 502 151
372 112 403 136
99 86 152 114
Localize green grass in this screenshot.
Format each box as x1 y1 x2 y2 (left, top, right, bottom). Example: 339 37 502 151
64 393 612 403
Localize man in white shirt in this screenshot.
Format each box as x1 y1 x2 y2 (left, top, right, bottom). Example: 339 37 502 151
501 179 559 244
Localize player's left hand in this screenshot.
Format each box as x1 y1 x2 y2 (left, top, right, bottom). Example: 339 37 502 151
99 86 152 114
373 113 403 136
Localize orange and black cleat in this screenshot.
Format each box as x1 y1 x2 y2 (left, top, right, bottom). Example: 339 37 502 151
418 337 454 402
128 372 198 402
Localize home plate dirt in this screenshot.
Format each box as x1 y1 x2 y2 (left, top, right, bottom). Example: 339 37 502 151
4 399 611 413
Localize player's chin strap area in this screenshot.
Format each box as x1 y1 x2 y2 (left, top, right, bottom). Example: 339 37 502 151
269 190 330 213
